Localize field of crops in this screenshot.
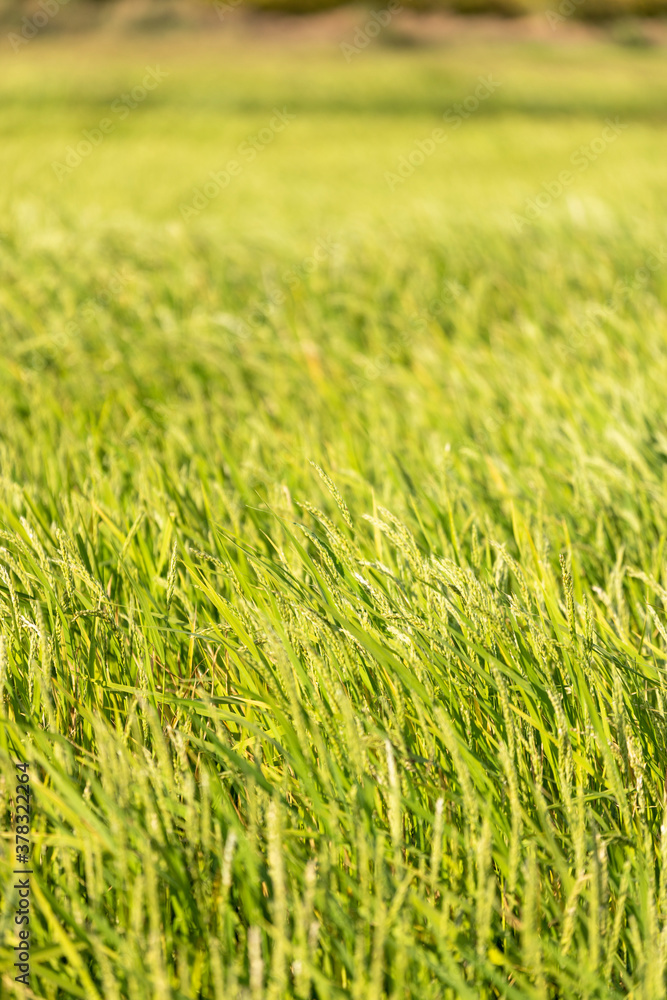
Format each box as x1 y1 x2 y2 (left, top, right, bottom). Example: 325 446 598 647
2 33 667 1000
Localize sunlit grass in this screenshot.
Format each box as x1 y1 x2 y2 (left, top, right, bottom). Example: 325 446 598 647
1 34 667 1000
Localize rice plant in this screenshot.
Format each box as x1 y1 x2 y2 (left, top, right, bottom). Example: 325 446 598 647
1 33 667 1000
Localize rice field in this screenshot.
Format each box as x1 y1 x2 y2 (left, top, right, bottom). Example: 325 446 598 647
2 32 667 999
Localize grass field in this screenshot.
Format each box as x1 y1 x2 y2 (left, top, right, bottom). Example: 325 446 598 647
2 33 667 999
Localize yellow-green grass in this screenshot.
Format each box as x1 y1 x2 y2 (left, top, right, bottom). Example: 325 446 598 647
1 34 667 1000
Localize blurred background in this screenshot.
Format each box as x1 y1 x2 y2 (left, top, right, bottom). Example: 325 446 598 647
3 0 667 25
2 0 666 447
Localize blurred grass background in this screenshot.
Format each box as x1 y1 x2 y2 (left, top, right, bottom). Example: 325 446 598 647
2 0 667 28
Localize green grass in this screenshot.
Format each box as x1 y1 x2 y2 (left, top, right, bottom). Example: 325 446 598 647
2 34 667 999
